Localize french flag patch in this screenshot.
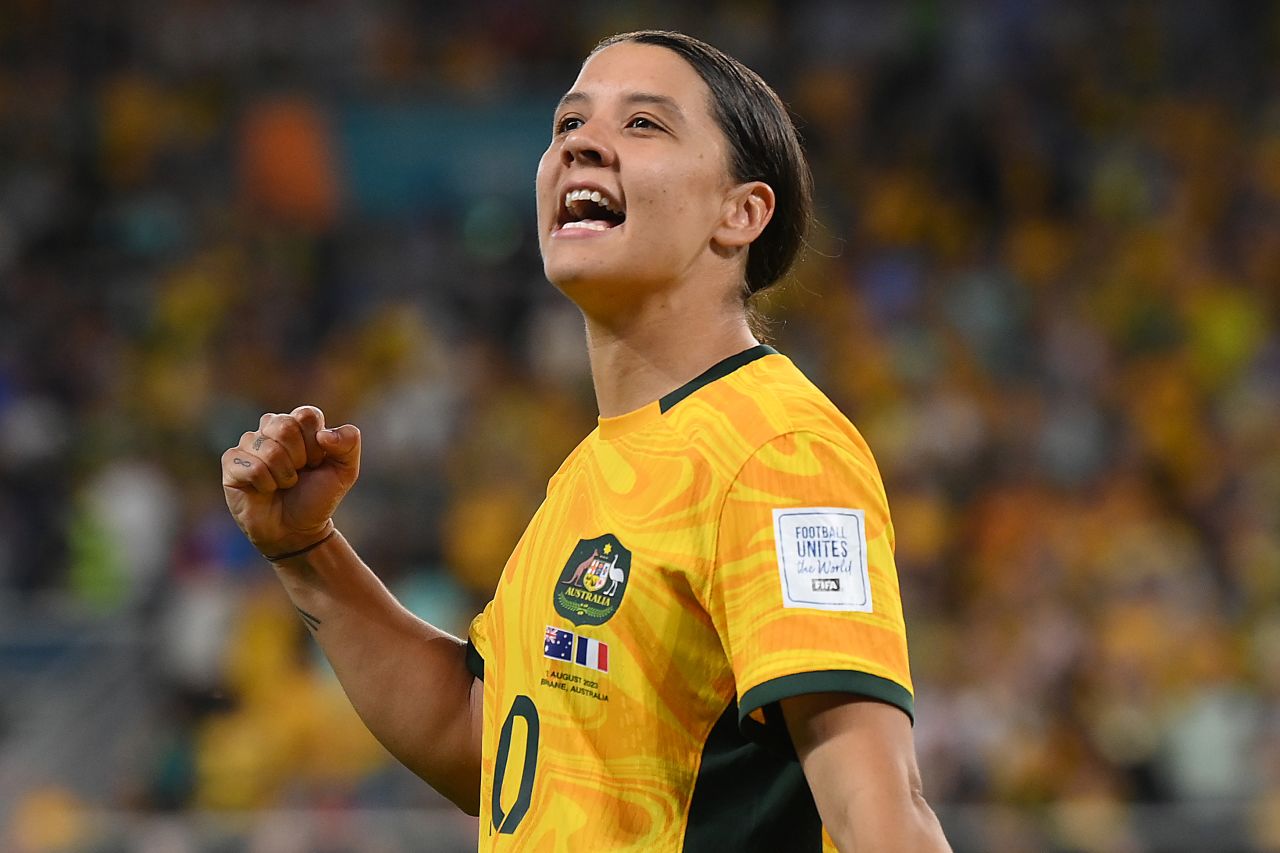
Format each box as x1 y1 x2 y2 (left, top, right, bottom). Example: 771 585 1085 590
575 635 609 673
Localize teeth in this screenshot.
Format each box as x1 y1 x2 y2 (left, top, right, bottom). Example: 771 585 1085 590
560 220 611 231
563 188 619 213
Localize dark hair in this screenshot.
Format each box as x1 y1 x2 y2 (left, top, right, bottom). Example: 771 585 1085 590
591 30 813 299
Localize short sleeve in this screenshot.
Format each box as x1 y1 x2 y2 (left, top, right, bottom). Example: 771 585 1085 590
466 601 494 681
709 430 915 733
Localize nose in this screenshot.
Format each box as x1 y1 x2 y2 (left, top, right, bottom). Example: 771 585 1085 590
561 121 615 168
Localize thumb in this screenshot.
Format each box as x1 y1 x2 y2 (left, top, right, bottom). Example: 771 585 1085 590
317 424 361 466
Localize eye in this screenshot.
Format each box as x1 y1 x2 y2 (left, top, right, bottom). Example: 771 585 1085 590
626 116 663 131
555 115 584 134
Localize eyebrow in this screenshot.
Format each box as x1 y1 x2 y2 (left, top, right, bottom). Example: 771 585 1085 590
555 90 686 122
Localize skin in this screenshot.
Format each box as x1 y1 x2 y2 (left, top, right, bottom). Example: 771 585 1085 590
222 40 950 851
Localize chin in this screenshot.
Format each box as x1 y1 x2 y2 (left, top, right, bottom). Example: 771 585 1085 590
543 262 639 316
545 269 604 303
543 254 617 290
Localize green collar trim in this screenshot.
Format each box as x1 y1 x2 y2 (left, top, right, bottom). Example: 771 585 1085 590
658 345 779 414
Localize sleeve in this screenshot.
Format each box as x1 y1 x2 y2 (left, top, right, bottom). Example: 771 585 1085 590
465 600 494 681
708 430 915 739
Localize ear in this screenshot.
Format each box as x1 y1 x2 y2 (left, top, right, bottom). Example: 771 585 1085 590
713 181 775 250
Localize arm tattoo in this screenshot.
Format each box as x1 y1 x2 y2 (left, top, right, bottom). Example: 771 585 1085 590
296 607 322 632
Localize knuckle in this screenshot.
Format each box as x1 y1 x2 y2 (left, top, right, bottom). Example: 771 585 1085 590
293 404 322 421
281 416 305 439
265 415 303 442
261 442 290 468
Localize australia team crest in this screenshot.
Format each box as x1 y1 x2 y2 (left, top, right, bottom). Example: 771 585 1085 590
554 534 631 626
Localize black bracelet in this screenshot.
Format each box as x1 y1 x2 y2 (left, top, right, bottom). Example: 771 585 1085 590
264 529 337 562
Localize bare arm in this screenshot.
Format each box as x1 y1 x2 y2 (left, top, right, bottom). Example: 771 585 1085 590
783 693 951 853
221 406 482 814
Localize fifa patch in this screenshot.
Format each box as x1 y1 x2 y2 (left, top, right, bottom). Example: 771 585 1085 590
772 507 872 612
553 534 631 626
543 625 609 673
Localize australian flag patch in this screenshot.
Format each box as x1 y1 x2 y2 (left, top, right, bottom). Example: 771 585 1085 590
544 626 574 662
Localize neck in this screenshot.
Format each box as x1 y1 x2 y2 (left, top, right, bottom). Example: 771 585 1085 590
582 286 758 418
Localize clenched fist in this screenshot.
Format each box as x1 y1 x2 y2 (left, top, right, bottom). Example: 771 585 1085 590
221 405 361 559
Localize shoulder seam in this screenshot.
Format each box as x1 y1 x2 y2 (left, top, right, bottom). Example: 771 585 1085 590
703 428 818 641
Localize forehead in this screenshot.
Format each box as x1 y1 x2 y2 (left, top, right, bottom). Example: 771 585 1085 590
563 41 715 121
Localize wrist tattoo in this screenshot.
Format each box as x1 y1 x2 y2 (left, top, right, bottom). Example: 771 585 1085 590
296 607 322 632
233 458 251 467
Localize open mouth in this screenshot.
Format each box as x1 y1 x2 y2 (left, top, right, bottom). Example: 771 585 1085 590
557 188 626 232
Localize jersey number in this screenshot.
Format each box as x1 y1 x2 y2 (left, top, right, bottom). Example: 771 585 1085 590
492 694 539 834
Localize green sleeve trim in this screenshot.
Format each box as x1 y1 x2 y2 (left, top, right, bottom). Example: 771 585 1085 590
739 670 915 726
465 639 485 681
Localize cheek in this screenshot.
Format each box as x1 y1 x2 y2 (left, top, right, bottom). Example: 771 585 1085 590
634 166 723 234
534 147 559 218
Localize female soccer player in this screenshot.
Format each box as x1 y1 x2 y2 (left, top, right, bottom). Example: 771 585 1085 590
222 30 951 852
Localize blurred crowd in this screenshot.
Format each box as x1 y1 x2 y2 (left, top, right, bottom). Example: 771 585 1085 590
1 1 1278 851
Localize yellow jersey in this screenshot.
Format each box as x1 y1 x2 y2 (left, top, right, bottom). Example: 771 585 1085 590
467 345 913 851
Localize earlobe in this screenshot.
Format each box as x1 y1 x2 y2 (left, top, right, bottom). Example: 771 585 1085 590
714 181 776 249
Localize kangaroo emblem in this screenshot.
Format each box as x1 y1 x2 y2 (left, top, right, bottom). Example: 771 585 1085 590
554 535 632 627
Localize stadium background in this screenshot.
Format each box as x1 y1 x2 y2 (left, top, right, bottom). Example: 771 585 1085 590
1 1 1278 851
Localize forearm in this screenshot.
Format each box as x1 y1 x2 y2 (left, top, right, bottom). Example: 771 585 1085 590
270 529 481 813
824 791 951 853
